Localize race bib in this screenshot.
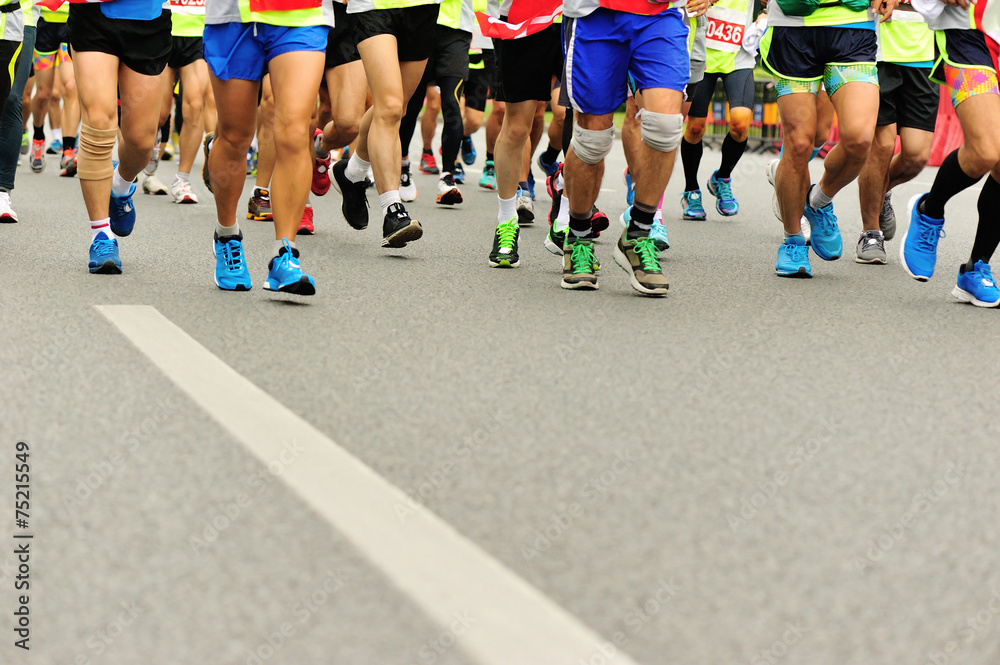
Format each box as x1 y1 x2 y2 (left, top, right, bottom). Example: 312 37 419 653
248 0 320 13
705 6 745 53
168 0 204 14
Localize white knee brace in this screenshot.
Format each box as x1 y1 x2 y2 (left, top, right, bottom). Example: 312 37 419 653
640 111 684 153
570 122 615 165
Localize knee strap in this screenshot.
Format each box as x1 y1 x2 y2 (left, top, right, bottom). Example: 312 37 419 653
77 124 118 181
640 111 684 153
569 122 614 165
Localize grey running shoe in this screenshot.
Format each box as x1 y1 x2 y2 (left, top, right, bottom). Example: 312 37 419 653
856 230 887 264
880 191 896 241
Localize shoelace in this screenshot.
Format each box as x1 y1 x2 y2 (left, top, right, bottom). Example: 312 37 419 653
787 242 809 263
686 192 703 208
976 263 996 286
917 222 945 252
809 207 835 233
496 222 517 251
569 241 595 274
93 237 116 255
714 178 733 199
222 240 245 272
632 237 662 272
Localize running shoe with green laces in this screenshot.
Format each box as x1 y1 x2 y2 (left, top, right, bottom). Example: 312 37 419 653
561 234 598 290
613 228 669 296
20 130 28 155
479 160 497 190
489 218 520 268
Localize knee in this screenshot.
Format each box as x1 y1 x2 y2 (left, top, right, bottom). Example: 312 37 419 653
121 125 157 154
84 110 117 132
62 79 76 97
783 133 815 161
182 97 204 122
840 132 873 160
898 149 930 180
334 112 360 141
965 142 1000 175
272 119 311 153
729 114 751 141
685 119 707 142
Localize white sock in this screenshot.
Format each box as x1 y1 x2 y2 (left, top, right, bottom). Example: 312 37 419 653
807 184 833 210
51 128 62 142
345 153 370 183
273 239 296 258
111 167 133 197
90 217 111 241
217 221 239 238
554 194 570 232
175 171 190 184
401 156 410 168
380 190 402 216
498 195 516 225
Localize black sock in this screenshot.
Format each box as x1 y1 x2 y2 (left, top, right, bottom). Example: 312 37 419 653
159 118 170 144
542 144 560 163
63 136 76 151
569 211 593 238
422 148 433 156
923 149 982 219
486 152 494 162
680 138 702 192
629 205 655 234
32 125 44 141
966 175 1000 271
717 135 747 179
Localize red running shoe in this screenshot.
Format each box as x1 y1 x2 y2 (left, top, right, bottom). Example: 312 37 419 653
298 202 315 235
311 129 332 196
590 208 610 238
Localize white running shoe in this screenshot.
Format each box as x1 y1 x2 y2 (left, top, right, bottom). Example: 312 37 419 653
767 157 810 243
0 191 18 223
171 179 198 204
400 167 417 202
142 173 169 195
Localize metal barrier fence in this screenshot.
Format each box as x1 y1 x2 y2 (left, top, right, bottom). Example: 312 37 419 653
702 77 781 154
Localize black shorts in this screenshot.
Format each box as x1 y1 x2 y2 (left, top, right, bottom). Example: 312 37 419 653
876 62 938 132
465 49 495 111
326 2 360 69
168 35 203 70
68 4 172 77
688 68 754 118
427 25 471 81
35 19 68 54
494 22 562 104
763 26 877 80
931 29 995 82
351 4 438 63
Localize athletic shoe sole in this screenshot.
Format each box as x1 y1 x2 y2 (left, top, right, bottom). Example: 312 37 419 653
951 285 1000 308
489 258 519 268
612 244 668 296
560 279 598 290
436 189 463 205
382 221 423 248
544 235 563 256
90 260 122 275
264 278 315 296
517 208 534 225
247 212 273 221
775 266 812 278
855 253 887 265
899 193 932 282
0 213 17 223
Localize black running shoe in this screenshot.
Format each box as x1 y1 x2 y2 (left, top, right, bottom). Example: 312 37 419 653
382 203 423 248
332 159 369 230
489 218 520 268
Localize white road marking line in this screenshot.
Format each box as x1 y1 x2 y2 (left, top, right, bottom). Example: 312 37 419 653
96 305 638 665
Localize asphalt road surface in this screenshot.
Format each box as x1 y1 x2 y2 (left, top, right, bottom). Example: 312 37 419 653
2 132 999 665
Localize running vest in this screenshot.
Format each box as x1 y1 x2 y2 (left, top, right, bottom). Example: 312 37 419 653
438 0 472 31
206 0 325 26
1 0 21 40
21 0 34 27
877 10 932 64
168 0 205 35
704 0 754 73
346 0 440 15
39 1 66 21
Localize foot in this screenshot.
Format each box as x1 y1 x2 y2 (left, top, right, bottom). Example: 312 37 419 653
331 159 370 230
19 131 28 155
489 218 520 268
537 151 559 178
623 167 635 207
526 171 536 200
899 193 945 281
201 132 215 193
804 200 842 261
516 188 534 225
855 230 886 265
775 235 812 277
46 138 61 155
953 261 1000 307
142 173 169 195
461 136 477 166
29 139 45 173
545 224 566 256
590 208 610 237
707 170 738 216
265 239 315 295
650 213 669 251
59 149 78 177
880 191 896 241
246 145 257 176
453 161 466 185
419 150 439 175
109 182 138 237
561 234 598 290
298 203 315 235
436 173 463 205
400 163 417 202
613 227 669 296
214 231 252 291
546 163 564 223
247 188 273 221
89 232 122 274
382 202 423 248
0 191 17 223
479 160 497 190
311 129 332 196
171 179 199 204
681 190 707 221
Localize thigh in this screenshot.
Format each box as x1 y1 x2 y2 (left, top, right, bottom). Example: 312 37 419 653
119 64 166 131
267 49 326 126
179 58 209 102
829 80 879 141
686 71 719 118
895 65 938 133
70 50 120 126
358 34 404 104
629 10 690 94
211 75 260 141
722 67 754 110
327 59 367 117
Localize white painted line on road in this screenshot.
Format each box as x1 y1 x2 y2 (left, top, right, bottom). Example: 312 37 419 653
96 304 638 665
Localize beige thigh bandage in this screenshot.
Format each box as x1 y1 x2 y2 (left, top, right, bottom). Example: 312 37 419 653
77 125 118 181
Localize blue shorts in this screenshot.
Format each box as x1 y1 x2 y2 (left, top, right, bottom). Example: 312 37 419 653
562 7 689 116
203 22 329 82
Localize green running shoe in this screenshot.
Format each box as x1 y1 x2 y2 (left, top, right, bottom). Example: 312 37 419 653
489 218 520 268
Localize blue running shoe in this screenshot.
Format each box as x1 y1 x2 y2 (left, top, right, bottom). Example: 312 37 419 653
537 151 559 178
453 161 465 184
265 239 316 295
804 200 842 261
900 193 945 281
681 190 707 221
461 136 476 166
775 235 812 277
109 182 137 237
214 231 252 291
623 168 635 207
952 261 1000 307
527 171 536 200
707 170 738 216
650 215 669 251
89 232 122 274
47 139 62 155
